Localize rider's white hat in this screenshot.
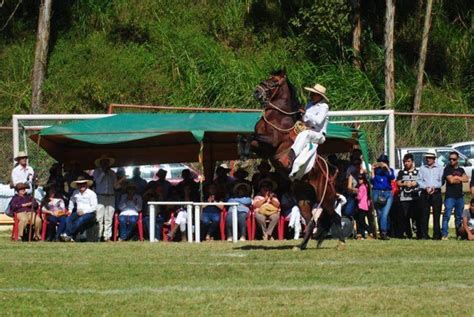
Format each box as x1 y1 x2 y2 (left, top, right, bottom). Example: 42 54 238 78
304 84 329 102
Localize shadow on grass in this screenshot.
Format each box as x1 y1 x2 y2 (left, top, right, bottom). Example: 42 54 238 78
234 244 333 251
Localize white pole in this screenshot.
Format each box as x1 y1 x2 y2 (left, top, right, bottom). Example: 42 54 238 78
388 110 396 168
194 205 201 243
149 205 156 243
232 205 238 243
384 118 389 156
12 116 19 163
186 203 193 243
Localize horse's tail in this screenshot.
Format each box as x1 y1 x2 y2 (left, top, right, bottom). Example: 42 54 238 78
310 155 337 212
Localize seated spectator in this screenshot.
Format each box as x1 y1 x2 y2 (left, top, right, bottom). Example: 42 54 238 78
459 199 474 241
61 177 97 242
142 184 168 241
253 178 280 240
167 185 193 242
118 182 143 241
355 174 374 240
41 184 67 241
10 183 40 241
201 183 224 241
226 182 252 241
280 183 303 240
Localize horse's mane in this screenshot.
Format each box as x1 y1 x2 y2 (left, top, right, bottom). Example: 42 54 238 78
286 77 301 110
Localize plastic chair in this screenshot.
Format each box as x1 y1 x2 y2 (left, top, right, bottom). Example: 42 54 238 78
113 212 144 241
220 207 255 241
10 207 41 241
41 210 70 241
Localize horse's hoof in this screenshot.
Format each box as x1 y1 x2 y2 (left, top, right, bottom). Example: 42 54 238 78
336 242 346 251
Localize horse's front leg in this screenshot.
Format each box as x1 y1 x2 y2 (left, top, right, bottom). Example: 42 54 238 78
298 219 315 250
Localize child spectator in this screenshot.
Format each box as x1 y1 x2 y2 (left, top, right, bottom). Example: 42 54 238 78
356 173 374 240
41 184 67 241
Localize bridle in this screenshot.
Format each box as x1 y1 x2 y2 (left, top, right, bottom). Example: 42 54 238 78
257 76 301 133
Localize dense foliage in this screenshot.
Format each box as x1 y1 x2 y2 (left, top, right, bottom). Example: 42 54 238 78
0 0 472 116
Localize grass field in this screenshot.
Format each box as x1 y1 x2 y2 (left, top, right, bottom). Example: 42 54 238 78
1 232 473 316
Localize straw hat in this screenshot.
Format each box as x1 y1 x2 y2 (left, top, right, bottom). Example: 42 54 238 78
94 154 115 167
258 178 277 191
71 176 93 189
217 163 231 171
14 151 28 161
15 183 29 191
423 151 436 158
304 83 329 101
233 182 251 195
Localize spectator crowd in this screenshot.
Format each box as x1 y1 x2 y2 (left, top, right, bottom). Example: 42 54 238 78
8 148 474 242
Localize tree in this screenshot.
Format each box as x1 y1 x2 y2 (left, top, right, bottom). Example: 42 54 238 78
384 0 395 108
351 0 362 69
31 0 52 114
411 0 433 130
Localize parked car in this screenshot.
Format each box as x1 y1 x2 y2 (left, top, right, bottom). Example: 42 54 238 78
447 141 474 165
122 163 201 185
395 147 473 180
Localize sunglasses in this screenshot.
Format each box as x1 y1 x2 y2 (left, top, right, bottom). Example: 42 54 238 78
449 157 457 161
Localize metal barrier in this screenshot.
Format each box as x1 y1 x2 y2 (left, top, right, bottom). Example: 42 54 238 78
147 201 239 243
147 201 193 243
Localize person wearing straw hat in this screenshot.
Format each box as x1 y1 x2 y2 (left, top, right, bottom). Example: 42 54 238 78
289 84 329 180
253 178 280 240
117 181 143 241
11 151 35 190
418 151 444 240
61 176 97 242
10 183 41 241
92 154 118 242
226 182 252 241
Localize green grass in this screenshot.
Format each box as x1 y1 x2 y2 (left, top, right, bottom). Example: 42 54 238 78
1 232 473 316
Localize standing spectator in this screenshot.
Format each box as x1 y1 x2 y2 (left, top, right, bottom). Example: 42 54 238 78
345 152 365 218
201 183 223 241
11 151 34 189
41 185 67 241
10 183 40 241
418 151 444 240
214 164 234 200
129 167 148 195
253 179 280 240
118 182 142 241
355 174 374 239
470 170 474 197
459 199 474 241
441 151 469 240
226 182 252 241
62 177 97 242
147 169 171 199
396 153 420 239
371 154 395 240
93 155 117 242
46 163 66 197
231 168 253 193
176 169 200 202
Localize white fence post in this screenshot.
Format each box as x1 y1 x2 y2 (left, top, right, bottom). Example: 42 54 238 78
231 205 238 243
186 203 193 243
149 204 156 243
194 205 201 243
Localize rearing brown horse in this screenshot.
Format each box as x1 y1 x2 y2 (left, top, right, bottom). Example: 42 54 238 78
250 70 345 250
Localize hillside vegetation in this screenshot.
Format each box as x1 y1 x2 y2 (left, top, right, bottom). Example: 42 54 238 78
0 0 472 117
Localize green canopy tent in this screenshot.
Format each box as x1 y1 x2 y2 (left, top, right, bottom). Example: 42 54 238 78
31 112 370 177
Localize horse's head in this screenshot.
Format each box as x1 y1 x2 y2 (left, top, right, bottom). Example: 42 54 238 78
254 70 287 107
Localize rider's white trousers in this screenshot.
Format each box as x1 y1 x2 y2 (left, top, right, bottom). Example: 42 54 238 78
291 130 326 156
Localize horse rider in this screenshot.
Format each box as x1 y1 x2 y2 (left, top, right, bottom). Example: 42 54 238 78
289 84 329 179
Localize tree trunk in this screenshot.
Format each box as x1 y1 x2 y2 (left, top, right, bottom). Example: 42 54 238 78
411 0 433 130
352 0 362 69
384 0 396 108
31 0 52 114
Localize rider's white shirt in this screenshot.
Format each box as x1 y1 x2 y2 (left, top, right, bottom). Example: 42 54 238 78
303 101 329 135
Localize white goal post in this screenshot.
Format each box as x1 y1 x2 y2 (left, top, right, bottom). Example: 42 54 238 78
12 109 396 167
